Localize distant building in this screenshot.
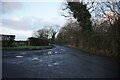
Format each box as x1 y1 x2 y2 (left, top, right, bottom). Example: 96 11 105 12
0 34 15 47
0 34 15 41
14 40 28 46
28 37 49 46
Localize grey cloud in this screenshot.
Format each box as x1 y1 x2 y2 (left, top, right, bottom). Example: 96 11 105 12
1 18 52 31
2 19 30 30
1 2 22 14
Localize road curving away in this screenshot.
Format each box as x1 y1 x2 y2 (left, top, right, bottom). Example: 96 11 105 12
2 45 120 78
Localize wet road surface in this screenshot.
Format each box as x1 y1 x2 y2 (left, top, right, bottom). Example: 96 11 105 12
2 45 120 78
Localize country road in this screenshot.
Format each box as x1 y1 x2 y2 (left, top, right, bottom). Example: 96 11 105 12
2 45 120 78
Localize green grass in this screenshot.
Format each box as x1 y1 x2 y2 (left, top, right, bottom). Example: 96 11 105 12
2 45 53 51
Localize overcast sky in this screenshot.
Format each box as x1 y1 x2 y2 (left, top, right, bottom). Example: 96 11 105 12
1 0 120 40
1 1 67 40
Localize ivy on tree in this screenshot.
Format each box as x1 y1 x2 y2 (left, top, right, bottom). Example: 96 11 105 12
65 2 92 31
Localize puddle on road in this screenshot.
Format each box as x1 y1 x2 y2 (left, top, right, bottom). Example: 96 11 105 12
16 56 23 58
34 51 52 56
54 52 58 54
48 51 52 55
34 51 63 56
60 49 66 51
47 61 62 67
32 57 43 62
32 57 39 61
53 62 59 65
48 64 53 67
12 50 63 59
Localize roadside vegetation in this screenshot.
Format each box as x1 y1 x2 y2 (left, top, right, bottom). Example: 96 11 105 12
56 1 120 58
2 45 53 51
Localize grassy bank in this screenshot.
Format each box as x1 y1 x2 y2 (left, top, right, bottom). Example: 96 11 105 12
58 44 119 58
2 45 54 51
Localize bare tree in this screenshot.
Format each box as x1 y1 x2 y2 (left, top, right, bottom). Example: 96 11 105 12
47 24 60 44
33 28 49 39
33 24 60 44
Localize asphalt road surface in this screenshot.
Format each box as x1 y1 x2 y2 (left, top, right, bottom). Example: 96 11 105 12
2 45 120 78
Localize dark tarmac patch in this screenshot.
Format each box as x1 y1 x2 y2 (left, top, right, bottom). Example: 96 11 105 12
34 51 63 56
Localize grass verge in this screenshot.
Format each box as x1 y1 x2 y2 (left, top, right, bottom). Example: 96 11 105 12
58 44 119 58
2 45 54 51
